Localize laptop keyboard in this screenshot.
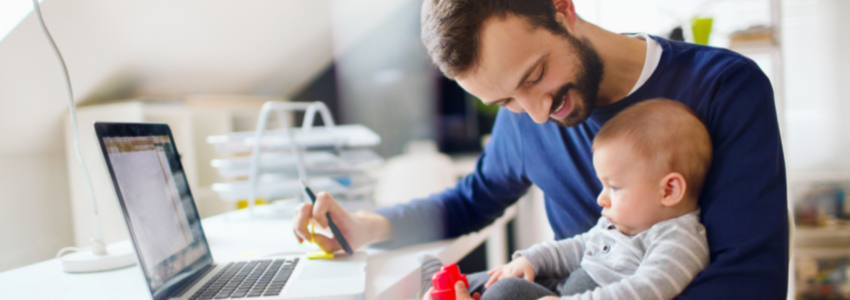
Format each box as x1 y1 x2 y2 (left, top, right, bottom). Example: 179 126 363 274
189 258 299 299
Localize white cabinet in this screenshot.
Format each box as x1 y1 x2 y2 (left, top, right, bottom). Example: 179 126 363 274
63 98 266 247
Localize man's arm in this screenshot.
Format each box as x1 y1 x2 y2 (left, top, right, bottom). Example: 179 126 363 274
677 58 788 299
372 109 532 249
293 109 531 251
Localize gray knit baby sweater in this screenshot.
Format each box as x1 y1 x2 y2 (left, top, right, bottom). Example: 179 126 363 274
516 210 709 300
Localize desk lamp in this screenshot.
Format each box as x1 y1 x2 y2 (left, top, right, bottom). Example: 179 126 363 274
31 0 135 273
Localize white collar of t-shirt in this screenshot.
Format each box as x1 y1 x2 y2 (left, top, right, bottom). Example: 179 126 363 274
626 33 663 96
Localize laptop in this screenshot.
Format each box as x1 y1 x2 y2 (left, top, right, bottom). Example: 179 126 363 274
94 122 367 300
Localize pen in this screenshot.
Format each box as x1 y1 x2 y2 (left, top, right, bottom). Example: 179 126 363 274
300 179 354 256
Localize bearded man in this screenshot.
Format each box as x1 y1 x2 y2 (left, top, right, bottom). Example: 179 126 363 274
293 1 788 298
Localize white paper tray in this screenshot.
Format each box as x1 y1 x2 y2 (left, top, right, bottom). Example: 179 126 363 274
210 149 382 179
207 124 380 155
211 174 375 202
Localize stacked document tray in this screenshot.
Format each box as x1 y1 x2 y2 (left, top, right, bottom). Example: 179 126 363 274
206 124 380 155
207 101 382 204
211 173 376 202
210 149 382 179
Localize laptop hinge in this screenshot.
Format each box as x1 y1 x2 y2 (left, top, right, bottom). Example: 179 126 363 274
170 264 217 298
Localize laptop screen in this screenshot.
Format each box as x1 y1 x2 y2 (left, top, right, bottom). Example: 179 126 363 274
95 123 213 300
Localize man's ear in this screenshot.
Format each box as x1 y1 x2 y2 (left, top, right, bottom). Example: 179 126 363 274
552 0 578 30
659 172 687 207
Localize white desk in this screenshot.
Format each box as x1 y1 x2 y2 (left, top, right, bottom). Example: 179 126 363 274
0 203 516 300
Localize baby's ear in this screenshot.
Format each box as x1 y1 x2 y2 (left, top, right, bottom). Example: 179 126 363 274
659 172 687 207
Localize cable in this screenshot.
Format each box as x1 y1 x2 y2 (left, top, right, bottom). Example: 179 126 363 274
32 0 106 255
55 247 82 258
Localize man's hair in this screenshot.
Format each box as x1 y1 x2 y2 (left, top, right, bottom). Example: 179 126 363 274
421 0 567 79
592 99 713 200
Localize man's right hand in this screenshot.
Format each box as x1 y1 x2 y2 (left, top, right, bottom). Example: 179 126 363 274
292 191 392 253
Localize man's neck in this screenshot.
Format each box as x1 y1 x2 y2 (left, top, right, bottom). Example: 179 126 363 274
576 21 647 106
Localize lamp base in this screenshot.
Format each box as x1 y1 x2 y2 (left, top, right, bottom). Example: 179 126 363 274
61 241 136 273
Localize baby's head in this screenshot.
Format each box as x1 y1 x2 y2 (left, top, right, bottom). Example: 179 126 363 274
592 99 712 235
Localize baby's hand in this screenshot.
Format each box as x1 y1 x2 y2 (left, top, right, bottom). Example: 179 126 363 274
484 256 536 288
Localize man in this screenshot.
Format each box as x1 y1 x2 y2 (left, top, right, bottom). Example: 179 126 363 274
293 0 788 298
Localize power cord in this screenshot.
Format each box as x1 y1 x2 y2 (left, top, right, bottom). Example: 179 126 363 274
56 247 83 258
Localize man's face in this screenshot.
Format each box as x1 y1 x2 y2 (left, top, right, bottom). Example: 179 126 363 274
456 14 603 127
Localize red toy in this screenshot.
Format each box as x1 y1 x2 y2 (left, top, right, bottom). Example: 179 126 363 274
430 264 469 300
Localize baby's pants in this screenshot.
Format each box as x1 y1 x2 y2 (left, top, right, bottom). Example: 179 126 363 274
467 268 599 300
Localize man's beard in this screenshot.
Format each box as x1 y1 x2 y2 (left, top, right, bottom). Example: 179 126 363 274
548 34 604 127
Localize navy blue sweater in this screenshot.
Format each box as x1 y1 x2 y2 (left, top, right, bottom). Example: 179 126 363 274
375 37 788 298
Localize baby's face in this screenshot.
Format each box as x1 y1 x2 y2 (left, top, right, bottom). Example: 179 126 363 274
593 142 668 235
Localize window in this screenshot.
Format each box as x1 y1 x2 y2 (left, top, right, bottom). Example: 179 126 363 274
0 0 43 43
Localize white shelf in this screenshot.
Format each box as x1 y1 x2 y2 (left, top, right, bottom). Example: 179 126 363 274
794 246 850 257
787 171 850 183
796 227 850 238
795 227 850 248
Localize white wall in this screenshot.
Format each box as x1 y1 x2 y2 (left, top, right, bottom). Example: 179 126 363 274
574 0 771 48
781 0 850 172
0 0 333 272
578 0 850 172
0 154 72 271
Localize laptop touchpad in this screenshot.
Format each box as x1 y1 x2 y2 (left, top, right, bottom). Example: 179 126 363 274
299 264 363 280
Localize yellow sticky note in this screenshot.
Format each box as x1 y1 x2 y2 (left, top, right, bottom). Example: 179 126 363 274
306 251 334 260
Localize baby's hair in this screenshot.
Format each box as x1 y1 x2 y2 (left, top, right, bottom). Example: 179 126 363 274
592 99 713 200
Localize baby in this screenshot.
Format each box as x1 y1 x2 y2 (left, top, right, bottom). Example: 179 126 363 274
482 99 713 300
